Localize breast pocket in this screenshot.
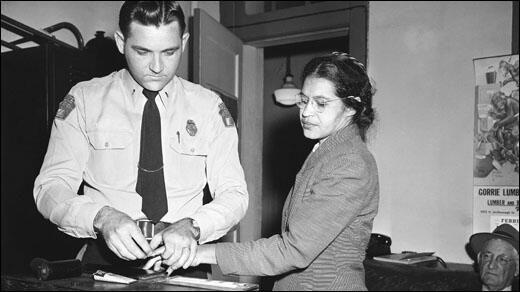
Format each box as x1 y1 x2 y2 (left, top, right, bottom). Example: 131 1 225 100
87 130 135 186
168 133 208 188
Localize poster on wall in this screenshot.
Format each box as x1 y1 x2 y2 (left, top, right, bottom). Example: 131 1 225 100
473 54 519 232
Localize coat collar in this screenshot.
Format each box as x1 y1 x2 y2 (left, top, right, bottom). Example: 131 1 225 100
303 124 362 170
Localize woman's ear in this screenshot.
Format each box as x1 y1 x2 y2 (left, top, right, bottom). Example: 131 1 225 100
344 107 356 117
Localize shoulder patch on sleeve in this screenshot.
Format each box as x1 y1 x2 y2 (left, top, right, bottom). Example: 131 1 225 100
55 94 75 120
218 102 235 127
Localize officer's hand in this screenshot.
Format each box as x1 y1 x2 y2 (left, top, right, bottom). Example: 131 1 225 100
149 218 198 274
93 206 152 261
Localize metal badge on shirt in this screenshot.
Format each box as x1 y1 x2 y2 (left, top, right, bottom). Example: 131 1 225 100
55 94 75 120
218 103 235 127
186 119 197 136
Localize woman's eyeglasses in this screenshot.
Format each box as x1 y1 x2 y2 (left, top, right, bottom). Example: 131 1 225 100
295 93 345 113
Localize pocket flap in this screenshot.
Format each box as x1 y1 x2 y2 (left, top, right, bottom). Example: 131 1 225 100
169 132 208 156
88 131 133 149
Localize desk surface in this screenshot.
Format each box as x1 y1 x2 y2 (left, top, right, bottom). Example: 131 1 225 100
364 259 481 291
3 261 479 291
1 273 231 291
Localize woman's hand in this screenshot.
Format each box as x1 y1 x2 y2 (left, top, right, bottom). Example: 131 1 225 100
148 218 198 273
194 244 217 265
142 246 165 271
143 244 218 275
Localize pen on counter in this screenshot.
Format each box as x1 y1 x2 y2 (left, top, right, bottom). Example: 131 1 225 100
176 131 180 144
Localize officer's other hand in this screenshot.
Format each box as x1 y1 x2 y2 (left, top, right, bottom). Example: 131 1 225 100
149 218 198 275
93 206 152 261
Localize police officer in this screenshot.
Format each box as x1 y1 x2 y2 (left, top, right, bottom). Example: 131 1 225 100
33 1 248 274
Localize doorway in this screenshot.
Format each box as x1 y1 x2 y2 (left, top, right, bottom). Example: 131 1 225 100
261 36 349 290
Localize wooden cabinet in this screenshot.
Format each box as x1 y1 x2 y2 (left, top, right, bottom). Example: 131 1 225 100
220 1 367 63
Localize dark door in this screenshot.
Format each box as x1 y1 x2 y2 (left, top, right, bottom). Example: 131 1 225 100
1 45 92 273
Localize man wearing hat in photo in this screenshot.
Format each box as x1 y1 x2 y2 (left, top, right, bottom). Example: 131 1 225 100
470 224 519 291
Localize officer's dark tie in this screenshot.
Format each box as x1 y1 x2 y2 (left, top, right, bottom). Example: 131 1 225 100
136 89 168 223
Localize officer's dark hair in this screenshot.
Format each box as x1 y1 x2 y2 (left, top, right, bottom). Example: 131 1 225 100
119 1 186 38
301 52 376 142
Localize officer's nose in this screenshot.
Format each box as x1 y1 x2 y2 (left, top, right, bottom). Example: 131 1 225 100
149 54 164 74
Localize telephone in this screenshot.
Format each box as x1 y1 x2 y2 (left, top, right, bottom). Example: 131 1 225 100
366 233 392 258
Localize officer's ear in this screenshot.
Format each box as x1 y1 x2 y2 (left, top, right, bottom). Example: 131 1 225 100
114 31 125 55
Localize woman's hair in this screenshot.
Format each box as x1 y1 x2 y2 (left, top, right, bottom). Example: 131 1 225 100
302 52 376 141
119 1 186 38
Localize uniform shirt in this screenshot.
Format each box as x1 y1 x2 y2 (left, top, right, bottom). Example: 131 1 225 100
33 69 248 243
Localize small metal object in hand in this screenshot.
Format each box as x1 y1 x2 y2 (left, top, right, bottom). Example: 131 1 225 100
136 219 155 240
136 219 170 240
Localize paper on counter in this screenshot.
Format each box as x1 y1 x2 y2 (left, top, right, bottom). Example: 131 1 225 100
162 276 258 291
92 270 136 284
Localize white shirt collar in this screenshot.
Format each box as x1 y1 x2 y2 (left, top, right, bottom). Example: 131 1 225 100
482 285 512 291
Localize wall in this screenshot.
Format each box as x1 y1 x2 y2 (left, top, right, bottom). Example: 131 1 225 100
368 1 512 263
1 1 121 50
191 1 219 21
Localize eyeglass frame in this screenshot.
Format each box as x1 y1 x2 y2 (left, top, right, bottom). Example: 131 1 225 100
295 92 360 113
